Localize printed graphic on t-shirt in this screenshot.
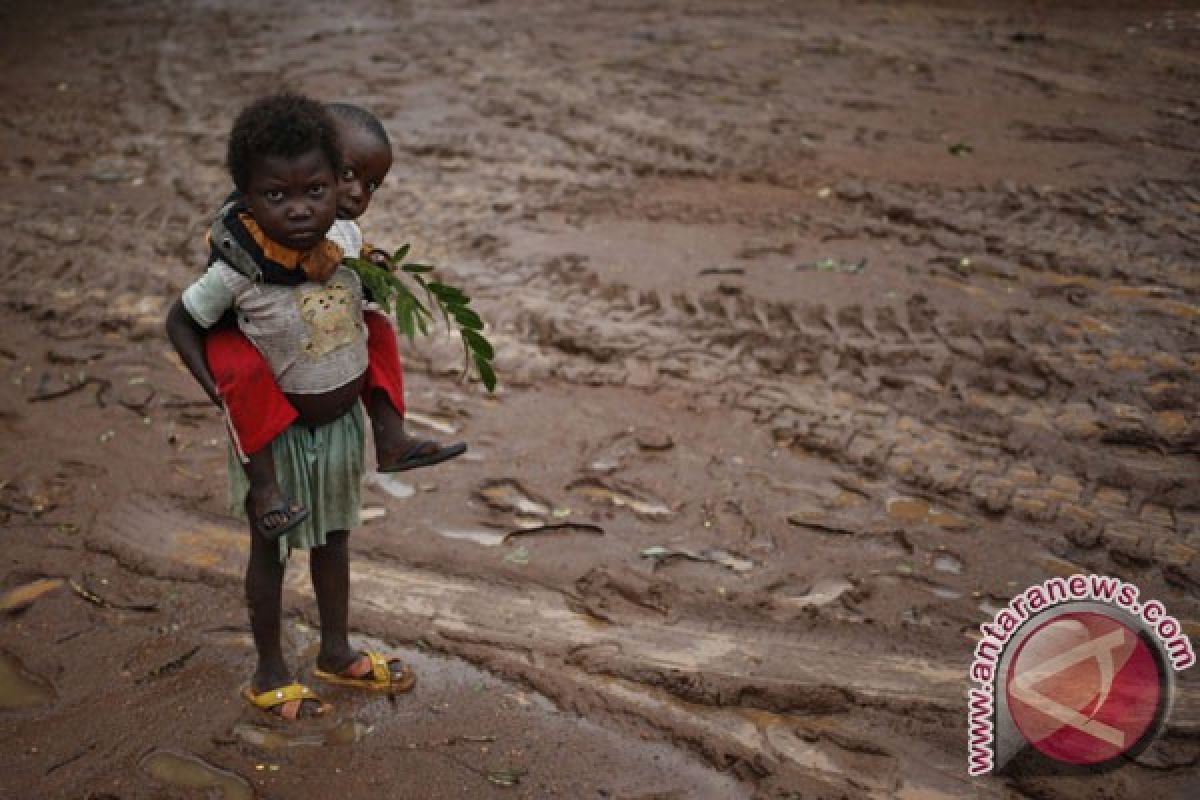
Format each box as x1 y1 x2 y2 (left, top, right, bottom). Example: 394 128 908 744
297 279 361 359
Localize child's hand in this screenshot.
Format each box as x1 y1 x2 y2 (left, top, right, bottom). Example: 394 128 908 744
366 249 393 272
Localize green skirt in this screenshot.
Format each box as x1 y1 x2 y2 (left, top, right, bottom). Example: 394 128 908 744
229 403 365 562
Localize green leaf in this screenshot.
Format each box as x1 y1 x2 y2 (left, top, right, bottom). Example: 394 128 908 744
427 282 469 304
452 306 485 331
475 352 497 392
341 248 497 393
461 328 494 360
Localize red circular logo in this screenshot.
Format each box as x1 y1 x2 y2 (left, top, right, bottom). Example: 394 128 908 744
1005 611 1164 765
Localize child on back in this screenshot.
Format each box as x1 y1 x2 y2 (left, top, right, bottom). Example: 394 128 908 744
167 92 415 719
205 102 465 540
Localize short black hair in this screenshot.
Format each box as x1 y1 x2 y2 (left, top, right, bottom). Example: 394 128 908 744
226 92 341 192
327 102 390 149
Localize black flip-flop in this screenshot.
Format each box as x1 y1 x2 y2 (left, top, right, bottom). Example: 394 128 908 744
379 440 467 473
247 496 310 542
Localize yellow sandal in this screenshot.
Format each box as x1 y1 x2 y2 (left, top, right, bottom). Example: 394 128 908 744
241 682 332 720
313 652 416 694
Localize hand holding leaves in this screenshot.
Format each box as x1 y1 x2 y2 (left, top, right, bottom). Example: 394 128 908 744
344 243 496 392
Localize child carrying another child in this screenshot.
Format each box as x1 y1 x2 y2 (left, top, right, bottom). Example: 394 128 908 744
205 102 465 540
166 92 415 719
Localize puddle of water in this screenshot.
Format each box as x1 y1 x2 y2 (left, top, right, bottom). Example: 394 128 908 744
232 719 373 750
360 506 386 522
477 480 550 517
138 749 252 800
886 496 929 523
0 578 66 614
780 578 854 608
926 508 971 530
504 545 530 565
588 456 622 473
826 488 868 510
324 719 374 745
929 586 963 600
932 552 964 575
365 473 415 500
978 596 1005 616
0 651 56 709
571 481 672 518
701 548 755 573
640 546 753 573
436 528 509 547
887 497 971 531
512 513 547 529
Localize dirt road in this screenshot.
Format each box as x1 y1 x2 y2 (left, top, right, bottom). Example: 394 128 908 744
1 1 1197 798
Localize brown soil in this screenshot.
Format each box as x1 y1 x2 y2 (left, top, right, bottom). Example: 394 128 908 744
1 1 1198 798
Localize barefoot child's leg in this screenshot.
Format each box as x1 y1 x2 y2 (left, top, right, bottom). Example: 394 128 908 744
206 327 307 538
361 310 466 472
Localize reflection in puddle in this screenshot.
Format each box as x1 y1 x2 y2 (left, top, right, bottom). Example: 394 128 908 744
0 651 56 709
436 528 508 547
232 719 373 750
138 749 252 800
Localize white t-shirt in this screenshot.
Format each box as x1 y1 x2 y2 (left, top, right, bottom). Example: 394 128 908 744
182 220 369 394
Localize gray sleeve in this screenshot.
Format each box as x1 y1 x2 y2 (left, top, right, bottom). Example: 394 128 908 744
181 265 237 328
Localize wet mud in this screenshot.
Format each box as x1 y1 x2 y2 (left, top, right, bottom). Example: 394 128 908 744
1 1 1198 798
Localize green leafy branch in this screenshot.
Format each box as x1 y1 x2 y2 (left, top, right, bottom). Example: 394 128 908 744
344 243 496 392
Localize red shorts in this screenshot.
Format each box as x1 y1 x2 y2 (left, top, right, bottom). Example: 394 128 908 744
206 310 406 455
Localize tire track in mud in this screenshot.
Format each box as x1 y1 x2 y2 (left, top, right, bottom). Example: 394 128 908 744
485 163 1200 601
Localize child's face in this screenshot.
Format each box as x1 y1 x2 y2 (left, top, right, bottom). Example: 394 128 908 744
334 123 393 221
244 148 338 251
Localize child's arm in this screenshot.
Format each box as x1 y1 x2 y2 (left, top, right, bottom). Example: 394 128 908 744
166 298 220 406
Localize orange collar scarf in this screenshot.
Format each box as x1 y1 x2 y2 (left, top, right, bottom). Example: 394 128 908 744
239 213 344 283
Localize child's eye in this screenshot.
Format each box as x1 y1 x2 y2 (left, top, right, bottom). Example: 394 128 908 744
265 189 284 202
341 167 356 181
308 184 327 198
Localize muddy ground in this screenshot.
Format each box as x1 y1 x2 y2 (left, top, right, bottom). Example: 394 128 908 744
1 1 1198 798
